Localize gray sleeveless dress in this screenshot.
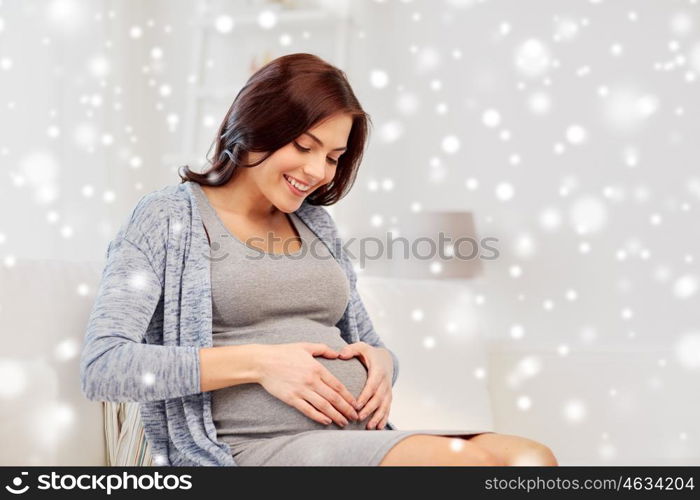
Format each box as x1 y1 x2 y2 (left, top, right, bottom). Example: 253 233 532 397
191 182 490 466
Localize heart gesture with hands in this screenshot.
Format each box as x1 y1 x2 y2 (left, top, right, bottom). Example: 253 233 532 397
337 341 394 430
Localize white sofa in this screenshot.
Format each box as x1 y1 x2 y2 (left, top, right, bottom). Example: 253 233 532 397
0 259 494 466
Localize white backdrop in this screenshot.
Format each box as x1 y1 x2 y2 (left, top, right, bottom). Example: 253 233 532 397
1 0 698 465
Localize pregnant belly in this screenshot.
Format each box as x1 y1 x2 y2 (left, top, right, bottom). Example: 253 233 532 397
211 324 372 446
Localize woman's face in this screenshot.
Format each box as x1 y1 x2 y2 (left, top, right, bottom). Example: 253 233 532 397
246 112 353 213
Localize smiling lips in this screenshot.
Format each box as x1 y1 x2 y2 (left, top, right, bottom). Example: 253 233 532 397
283 174 312 196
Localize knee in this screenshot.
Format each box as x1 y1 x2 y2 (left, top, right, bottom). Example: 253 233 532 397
481 451 507 467
518 441 558 466
534 442 558 466
470 446 506 467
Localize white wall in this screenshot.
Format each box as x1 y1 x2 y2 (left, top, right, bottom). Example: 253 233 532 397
337 0 700 464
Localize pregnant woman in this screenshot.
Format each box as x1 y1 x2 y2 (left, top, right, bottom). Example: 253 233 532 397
191 177 491 466
81 53 558 466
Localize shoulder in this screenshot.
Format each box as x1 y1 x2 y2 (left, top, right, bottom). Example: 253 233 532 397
295 200 337 238
119 182 191 249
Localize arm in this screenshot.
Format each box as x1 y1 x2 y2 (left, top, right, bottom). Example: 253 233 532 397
80 236 203 402
81 232 269 402
199 344 264 392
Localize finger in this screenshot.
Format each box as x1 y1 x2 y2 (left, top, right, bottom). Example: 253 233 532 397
337 345 357 359
378 411 389 430
318 365 360 410
318 350 341 359
357 391 382 422
355 373 380 410
370 393 391 430
304 389 349 427
367 407 385 430
314 380 360 422
293 396 333 426
307 343 340 358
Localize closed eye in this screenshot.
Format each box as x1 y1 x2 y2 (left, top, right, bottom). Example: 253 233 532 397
294 141 339 165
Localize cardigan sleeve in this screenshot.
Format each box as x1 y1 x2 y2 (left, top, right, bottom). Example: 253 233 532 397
79 234 202 402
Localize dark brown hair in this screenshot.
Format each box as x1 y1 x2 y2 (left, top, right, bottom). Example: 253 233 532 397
178 53 372 206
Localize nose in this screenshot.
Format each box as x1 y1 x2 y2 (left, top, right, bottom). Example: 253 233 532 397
303 155 327 184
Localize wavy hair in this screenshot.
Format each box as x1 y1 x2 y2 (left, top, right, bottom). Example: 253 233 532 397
178 53 372 206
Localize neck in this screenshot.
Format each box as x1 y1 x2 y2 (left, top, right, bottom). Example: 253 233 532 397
200 170 280 222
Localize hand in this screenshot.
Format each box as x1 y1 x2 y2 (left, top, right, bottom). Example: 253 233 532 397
337 342 394 430
257 342 361 427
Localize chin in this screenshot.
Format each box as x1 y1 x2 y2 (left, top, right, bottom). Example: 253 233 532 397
275 198 303 213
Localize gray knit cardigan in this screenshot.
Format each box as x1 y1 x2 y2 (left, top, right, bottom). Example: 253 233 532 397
80 180 399 466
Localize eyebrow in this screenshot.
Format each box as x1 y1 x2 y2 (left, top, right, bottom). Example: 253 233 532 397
303 132 347 152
